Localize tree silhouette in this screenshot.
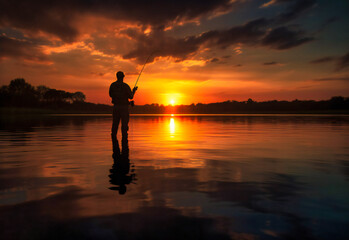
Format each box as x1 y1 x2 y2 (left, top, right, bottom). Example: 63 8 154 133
0 79 87 109
72 92 86 102
5 78 37 107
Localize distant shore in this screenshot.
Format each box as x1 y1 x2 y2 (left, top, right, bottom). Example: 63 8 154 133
1 107 349 115
2 79 348 115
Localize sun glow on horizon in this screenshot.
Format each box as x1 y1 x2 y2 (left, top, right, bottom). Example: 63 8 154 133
163 93 183 106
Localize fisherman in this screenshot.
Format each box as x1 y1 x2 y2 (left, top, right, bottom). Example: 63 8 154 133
109 71 137 149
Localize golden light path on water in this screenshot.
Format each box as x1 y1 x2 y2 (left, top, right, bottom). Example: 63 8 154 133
129 114 208 170
169 117 175 137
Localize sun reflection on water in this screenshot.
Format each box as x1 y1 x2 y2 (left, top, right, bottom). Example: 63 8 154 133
169 118 175 137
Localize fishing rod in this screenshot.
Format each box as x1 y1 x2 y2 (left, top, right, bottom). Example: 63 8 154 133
133 53 153 89
130 53 153 107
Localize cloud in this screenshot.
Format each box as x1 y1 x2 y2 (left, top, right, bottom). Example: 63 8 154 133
123 18 314 63
211 58 220 63
0 35 49 62
313 76 349 81
209 21 313 51
122 27 205 63
309 52 349 71
316 17 339 33
213 18 271 47
261 0 293 8
263 61 285 67
261 26 314 50
262 0 317 24
126 18 269 62
263 61 278 65
0 0 236 42
275 0 316 24
0 1 79 42
97 0 236 26
309 56 335 64
336 52 349 71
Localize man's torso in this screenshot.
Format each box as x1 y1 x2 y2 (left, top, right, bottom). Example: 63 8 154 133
110 81 131 106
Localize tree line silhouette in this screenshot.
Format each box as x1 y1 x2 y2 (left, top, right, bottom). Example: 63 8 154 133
132 97 349 114
133 96 349 114
1 78 348 113
0 78 110 112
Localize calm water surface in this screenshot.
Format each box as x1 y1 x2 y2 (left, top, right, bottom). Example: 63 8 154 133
0 114 348 239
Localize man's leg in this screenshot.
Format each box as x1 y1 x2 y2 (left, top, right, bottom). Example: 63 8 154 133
121 108 129 147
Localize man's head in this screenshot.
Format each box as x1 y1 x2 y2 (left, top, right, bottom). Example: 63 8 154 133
116 71 125 81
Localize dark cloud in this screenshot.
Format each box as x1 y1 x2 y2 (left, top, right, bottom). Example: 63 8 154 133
263 61 278 65
0 1 79 42
336 52 349 71
212 18 271 47
323 16 338 25
122 27 205 63
261 0 293 8
313 77 349 82
273 0 317 24
211 58 220 63
109 0 235 25
309 56 335 64
309 52 349 71
0 0 236 42
214 21 313 50
261 26 314 50
123 19 313 63
316 17 339 33
0 35 49 62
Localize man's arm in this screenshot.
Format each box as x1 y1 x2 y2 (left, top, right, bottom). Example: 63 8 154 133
127 85 137 99
109 83 113 98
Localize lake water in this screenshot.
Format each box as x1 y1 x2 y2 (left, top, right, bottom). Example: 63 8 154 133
0 114 348 239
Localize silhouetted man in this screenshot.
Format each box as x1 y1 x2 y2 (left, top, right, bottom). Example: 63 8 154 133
109 71 137 149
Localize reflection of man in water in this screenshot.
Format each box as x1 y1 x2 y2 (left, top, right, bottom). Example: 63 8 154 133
109 71 137 148
109 138 136 195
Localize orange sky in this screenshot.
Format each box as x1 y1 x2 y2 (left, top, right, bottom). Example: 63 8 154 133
0 0 348 105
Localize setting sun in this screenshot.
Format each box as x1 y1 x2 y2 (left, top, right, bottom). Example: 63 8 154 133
163 93 183 106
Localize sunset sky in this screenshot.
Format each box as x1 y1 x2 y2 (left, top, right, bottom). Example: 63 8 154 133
0 0 348 105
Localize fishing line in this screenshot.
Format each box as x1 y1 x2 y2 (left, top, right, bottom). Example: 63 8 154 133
133 53 154 89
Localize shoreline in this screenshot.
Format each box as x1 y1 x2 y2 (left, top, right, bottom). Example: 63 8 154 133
1 107 349 116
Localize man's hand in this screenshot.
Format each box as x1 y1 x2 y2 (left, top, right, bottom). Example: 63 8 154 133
132 86 138 94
